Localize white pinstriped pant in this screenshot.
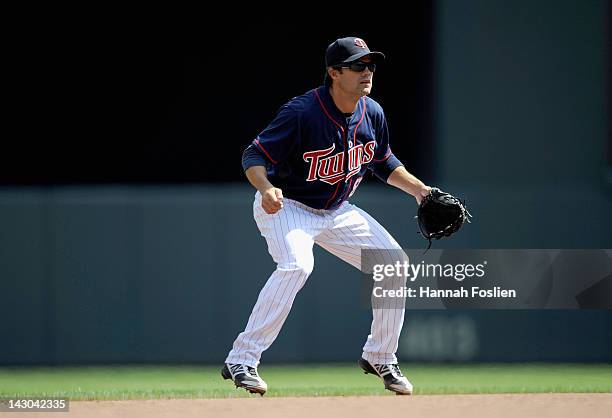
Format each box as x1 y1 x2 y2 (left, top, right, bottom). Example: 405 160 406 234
225 191 406 367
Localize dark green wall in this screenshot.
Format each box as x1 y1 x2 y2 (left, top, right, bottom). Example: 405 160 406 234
436 0 607 184
0 185 610 365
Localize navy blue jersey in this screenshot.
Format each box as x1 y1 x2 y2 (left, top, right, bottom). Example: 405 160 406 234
242 86 403 210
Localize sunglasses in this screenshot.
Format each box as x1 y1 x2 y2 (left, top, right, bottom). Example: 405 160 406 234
337 61 377 72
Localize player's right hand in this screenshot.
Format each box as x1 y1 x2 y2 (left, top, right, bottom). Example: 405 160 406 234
261 187 284 214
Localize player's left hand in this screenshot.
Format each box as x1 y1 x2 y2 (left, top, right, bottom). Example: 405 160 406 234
414 186 432 205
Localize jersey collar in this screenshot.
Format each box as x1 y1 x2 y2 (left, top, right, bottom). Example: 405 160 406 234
317 86 363 126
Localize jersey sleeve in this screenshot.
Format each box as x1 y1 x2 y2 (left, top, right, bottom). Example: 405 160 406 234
368 110 403 182
249 105 300 167
241 144 268 171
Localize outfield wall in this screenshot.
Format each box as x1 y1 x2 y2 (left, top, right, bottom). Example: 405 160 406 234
0 184 610 365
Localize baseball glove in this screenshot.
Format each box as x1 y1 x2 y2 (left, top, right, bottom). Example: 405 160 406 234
416 188 472 251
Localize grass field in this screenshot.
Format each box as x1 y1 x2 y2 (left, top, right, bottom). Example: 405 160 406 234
0 364 610 400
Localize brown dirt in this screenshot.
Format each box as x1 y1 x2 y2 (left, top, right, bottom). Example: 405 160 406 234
9 394 612 418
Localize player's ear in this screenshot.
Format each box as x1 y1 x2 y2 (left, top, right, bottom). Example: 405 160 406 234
328 67 341 81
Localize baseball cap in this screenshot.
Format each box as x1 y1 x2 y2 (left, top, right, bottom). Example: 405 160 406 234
325 36 385 67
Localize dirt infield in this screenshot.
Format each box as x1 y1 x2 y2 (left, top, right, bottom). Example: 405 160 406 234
11 393 611 418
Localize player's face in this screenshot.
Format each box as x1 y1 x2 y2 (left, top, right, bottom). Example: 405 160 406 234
334 55 375 97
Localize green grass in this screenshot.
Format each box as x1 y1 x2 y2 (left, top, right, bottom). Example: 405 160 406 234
0 364 610 400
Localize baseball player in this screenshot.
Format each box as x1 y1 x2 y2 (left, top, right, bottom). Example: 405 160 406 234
221 36 431 395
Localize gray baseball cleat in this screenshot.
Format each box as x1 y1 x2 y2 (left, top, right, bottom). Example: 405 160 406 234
358 358 413 395
221 363 268 395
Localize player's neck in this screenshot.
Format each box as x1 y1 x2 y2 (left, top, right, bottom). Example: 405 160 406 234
329 86 359 114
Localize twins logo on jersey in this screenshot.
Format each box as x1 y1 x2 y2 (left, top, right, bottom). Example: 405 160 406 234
303 140 376 185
